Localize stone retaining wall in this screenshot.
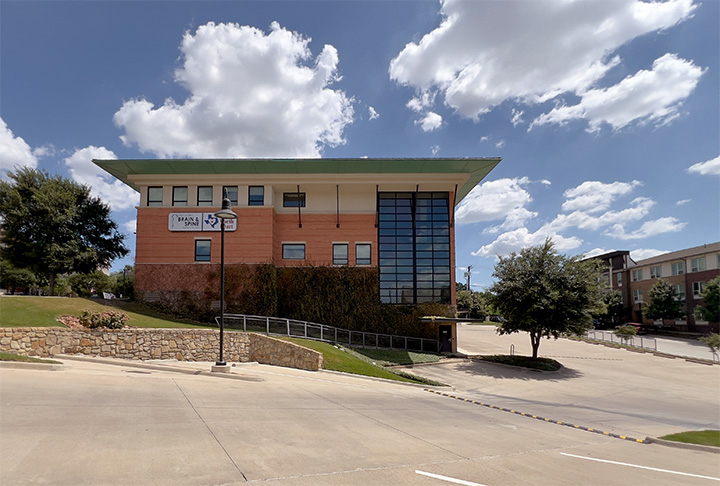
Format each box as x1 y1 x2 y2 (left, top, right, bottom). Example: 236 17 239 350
0 328 323 371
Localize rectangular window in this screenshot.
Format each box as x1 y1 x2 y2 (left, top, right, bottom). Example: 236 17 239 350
282 243 305 260
616 272 623 287
147 186 163 206
650 266 661 279
333 243 348 265
248 186 264 206
693 281 705 297
194 240 211 262
222 186 238 206
691 257 706 272
633 289 643 303
356 244 371 266
172 186 188 206
632 269 643 282
671 261 684 276
197 186 213 206
673 283 686 301
283 192 306 207
377 191 450 304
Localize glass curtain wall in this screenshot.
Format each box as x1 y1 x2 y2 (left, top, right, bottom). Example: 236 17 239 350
378 192 451 304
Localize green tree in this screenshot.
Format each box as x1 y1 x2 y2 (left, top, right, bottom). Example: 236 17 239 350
0 168 128 295
614 324 637 343
696 276 720 323
596 289 624 326
488 239 605 359
456 290 488 319
645 278 685 322
0 260 37 294
68 271 114 297
111 265 135 299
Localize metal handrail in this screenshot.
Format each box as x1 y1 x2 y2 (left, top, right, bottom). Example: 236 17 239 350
584 330 657 351
214 313 440 352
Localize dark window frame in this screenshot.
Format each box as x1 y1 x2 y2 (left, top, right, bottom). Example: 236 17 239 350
222 186 239 206
282 243 306 260
172 186 188 206
248 186 264 206
356 243 371 266
197 186 213 206
333 243 348 266
194 240 211 262
283 192 306 208
147 186 163 206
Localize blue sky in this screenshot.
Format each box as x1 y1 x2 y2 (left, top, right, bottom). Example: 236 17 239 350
1 0 718 289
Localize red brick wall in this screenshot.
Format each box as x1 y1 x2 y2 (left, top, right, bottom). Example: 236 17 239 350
272 213 377 266
136 207 275 264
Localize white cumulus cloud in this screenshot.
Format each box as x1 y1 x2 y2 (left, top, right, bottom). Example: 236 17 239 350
63 146 139 210
114 21 354 158
368 106 379 120
471 227 582 258
456 177 536 230
531 54 705 131
605 217 686 240
562 180 642 213
688 155 720 175
123 219 137 234
0 117 38 177
416 112 443 132
389 0 699 128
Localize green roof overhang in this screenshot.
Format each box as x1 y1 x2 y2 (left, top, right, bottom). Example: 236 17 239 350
93 157 500 205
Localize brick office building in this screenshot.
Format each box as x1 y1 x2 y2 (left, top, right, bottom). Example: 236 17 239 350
95 158 500 323
594 242 720 332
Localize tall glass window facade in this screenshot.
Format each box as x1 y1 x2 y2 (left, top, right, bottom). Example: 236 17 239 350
378 192 451 304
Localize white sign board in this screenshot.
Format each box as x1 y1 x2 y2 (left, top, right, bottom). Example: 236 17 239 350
168 213 236 232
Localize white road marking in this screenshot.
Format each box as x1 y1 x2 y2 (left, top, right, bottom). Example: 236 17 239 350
415 470 487 486
560 453 720 481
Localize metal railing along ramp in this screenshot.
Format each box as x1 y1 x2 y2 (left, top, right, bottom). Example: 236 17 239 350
215 314 441 352
585 330 657 351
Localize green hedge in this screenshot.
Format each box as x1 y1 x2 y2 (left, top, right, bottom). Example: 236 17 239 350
141 263 453 339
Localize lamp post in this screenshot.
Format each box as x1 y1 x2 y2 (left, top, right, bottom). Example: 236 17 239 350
214 191 237 367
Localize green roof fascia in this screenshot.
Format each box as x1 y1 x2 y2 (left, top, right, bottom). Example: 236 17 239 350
93 157 501 205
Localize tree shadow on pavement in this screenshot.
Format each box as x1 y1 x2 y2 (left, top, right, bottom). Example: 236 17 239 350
455 358 583 381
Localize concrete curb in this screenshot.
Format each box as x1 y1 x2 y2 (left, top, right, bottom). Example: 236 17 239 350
0 361 66 371
320 368 449 389
645 436 720 454
55 354 264 382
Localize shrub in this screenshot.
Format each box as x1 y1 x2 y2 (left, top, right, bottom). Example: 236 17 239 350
78 310 129 329
699 333 720 354
614 324 637 342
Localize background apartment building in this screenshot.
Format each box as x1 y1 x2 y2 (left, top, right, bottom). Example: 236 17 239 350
595 242 720 332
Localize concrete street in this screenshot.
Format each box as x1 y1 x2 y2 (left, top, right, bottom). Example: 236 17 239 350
400 324 720 439
2 334 720 485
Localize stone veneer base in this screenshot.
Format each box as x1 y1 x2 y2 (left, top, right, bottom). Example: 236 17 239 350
0 327 323 371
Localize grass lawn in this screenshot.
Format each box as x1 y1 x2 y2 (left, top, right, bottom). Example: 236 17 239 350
0 351 62 364
659 430 720 447
0 296 211 329
349 347 443 366
283 337 443 385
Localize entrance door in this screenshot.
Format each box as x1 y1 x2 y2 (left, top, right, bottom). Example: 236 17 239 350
439 325 452 353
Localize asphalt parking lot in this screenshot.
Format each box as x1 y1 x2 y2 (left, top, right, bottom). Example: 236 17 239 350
2 333 719 486
398 324 720 439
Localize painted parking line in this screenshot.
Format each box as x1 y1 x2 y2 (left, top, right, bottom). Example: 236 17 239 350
560 453 720 481
424 389 646 443
415 470 487 486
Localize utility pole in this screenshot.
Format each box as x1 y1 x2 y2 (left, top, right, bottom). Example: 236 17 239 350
464 265 473 291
